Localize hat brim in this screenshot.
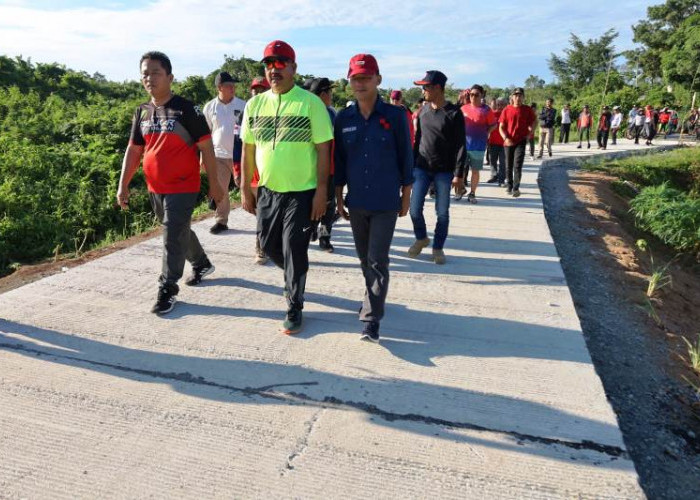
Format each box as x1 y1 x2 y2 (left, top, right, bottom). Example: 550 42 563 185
348 68 377 78
414 80 431 85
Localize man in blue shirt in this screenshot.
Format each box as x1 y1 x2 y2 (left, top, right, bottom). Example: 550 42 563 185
334 54 413 343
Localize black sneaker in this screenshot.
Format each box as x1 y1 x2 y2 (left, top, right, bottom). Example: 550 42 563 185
486 177 498 184
506 187 513 194
209 223 228 234
185 259 215 286
310 227 318 242
360 321 380 343
319 237 334 253
281 309 303 335
151 285 178 315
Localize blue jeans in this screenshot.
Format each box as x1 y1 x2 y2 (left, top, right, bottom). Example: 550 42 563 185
409 168 453 250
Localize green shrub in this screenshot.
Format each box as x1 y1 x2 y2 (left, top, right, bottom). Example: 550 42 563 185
630 183 700 255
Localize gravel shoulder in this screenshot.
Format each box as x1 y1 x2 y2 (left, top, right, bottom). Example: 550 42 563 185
540 159 700 499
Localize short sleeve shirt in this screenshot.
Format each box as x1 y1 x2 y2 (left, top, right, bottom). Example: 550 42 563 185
498 105 536 144
461 103 497 151
129 95 211 194
240 85 333 193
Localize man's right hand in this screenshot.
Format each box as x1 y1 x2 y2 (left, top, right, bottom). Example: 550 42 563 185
241 186 256 215
116 186 129 210
503 138 514 147
336 196 349 221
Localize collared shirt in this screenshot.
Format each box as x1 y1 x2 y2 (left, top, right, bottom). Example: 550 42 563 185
203 96 246 160
414 102 466 177
240 85 333 193
334 97 414 211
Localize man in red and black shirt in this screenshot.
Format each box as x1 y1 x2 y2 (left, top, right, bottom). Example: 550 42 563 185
117 51 224 315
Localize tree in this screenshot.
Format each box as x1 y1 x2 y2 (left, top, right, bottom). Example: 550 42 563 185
660 13 700 89
632 0 700 80
548 29 618 93
524 75 545 89
174 75 212 106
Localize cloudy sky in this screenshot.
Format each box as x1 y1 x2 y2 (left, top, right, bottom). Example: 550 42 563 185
0 0 658 89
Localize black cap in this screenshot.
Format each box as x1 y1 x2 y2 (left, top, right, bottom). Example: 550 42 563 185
214 71 238 86
511 87 525 95
309 77 334 95
414 70 448 87
301 77 315 90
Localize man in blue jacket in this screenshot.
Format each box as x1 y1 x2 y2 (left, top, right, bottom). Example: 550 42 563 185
334 54 413 343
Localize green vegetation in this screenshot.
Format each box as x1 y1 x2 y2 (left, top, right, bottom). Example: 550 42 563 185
584 148 700 259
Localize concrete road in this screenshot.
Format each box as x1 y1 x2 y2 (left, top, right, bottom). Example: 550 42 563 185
0 139 657 498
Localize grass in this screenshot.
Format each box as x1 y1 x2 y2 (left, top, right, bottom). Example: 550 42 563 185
684 334 700 374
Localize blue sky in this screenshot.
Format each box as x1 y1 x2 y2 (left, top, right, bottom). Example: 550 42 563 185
0 0 659 90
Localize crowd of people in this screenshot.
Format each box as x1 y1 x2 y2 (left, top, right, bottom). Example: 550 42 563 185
116 41 695 343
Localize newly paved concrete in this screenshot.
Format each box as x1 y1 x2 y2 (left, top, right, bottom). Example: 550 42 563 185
0 138 664 498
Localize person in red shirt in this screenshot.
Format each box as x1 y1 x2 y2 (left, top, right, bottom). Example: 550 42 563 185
498 87 535 198
390 90 415 145
117 51 224 315
487 98 506 186
576 105 592 149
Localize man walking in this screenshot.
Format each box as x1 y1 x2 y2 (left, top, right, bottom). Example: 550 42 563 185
202 71 246 234
117 51 224 314
334 54 413 343
240 41 333 334
308 77 338 252
559 103 571 143
537 98 555 158
576 105 592 149
499 87 535 198
610 106 623 145
459 84 497 203
408 70 466 264
596 105 612 150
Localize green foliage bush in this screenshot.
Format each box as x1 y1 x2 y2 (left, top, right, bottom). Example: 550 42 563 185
630 183 700 256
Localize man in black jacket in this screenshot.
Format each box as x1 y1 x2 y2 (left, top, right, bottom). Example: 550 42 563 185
408 70 466 265
537 98 556 158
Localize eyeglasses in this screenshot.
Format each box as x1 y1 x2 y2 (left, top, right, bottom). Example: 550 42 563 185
263 58 290 70
469 92 480 97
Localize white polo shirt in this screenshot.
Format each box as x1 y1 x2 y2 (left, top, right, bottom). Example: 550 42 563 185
203 96 246 159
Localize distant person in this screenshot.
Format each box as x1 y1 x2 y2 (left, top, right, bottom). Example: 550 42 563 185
117 51 224 315
408 70 466 264
390 90 415 144
633 108 644 144
528 102 537 160
248 76 271 265
559 103 571 143
610 106 622 145
644 105 657 145
537 98 555 158
576 105 592 149
334 54 413 343
658 107 670 135
459 84 497 203
596 105 612 150
202 71 246 234
308 77 338 252
240 40 333 334
412 97 425 138
498 87 535 198
487 98 506 186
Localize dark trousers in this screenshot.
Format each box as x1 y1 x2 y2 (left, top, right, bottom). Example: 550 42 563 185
528 137 535 157
611 128 619 144
149 192 207 290
633 125 643 143
349 208 398 323
488 143 505 183
559 123 571 143
578 126 590 145
596 129 609 148
505 140 527 190
257 186 314 311
318 174 336 240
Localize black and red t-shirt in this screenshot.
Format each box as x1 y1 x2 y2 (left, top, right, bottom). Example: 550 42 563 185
129 95 211 194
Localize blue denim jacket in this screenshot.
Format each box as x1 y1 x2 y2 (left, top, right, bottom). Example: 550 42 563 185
334 98 414 211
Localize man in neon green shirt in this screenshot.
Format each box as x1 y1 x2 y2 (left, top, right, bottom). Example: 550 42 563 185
241 40 333 334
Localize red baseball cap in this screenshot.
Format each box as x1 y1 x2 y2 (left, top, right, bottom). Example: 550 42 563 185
390 90 402 100
262 40 295 62
250 76 271 90
347 54 379 78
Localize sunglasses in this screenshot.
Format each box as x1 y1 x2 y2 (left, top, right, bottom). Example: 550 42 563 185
469 92 480 97
263 58 290 70
421 84 436 90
